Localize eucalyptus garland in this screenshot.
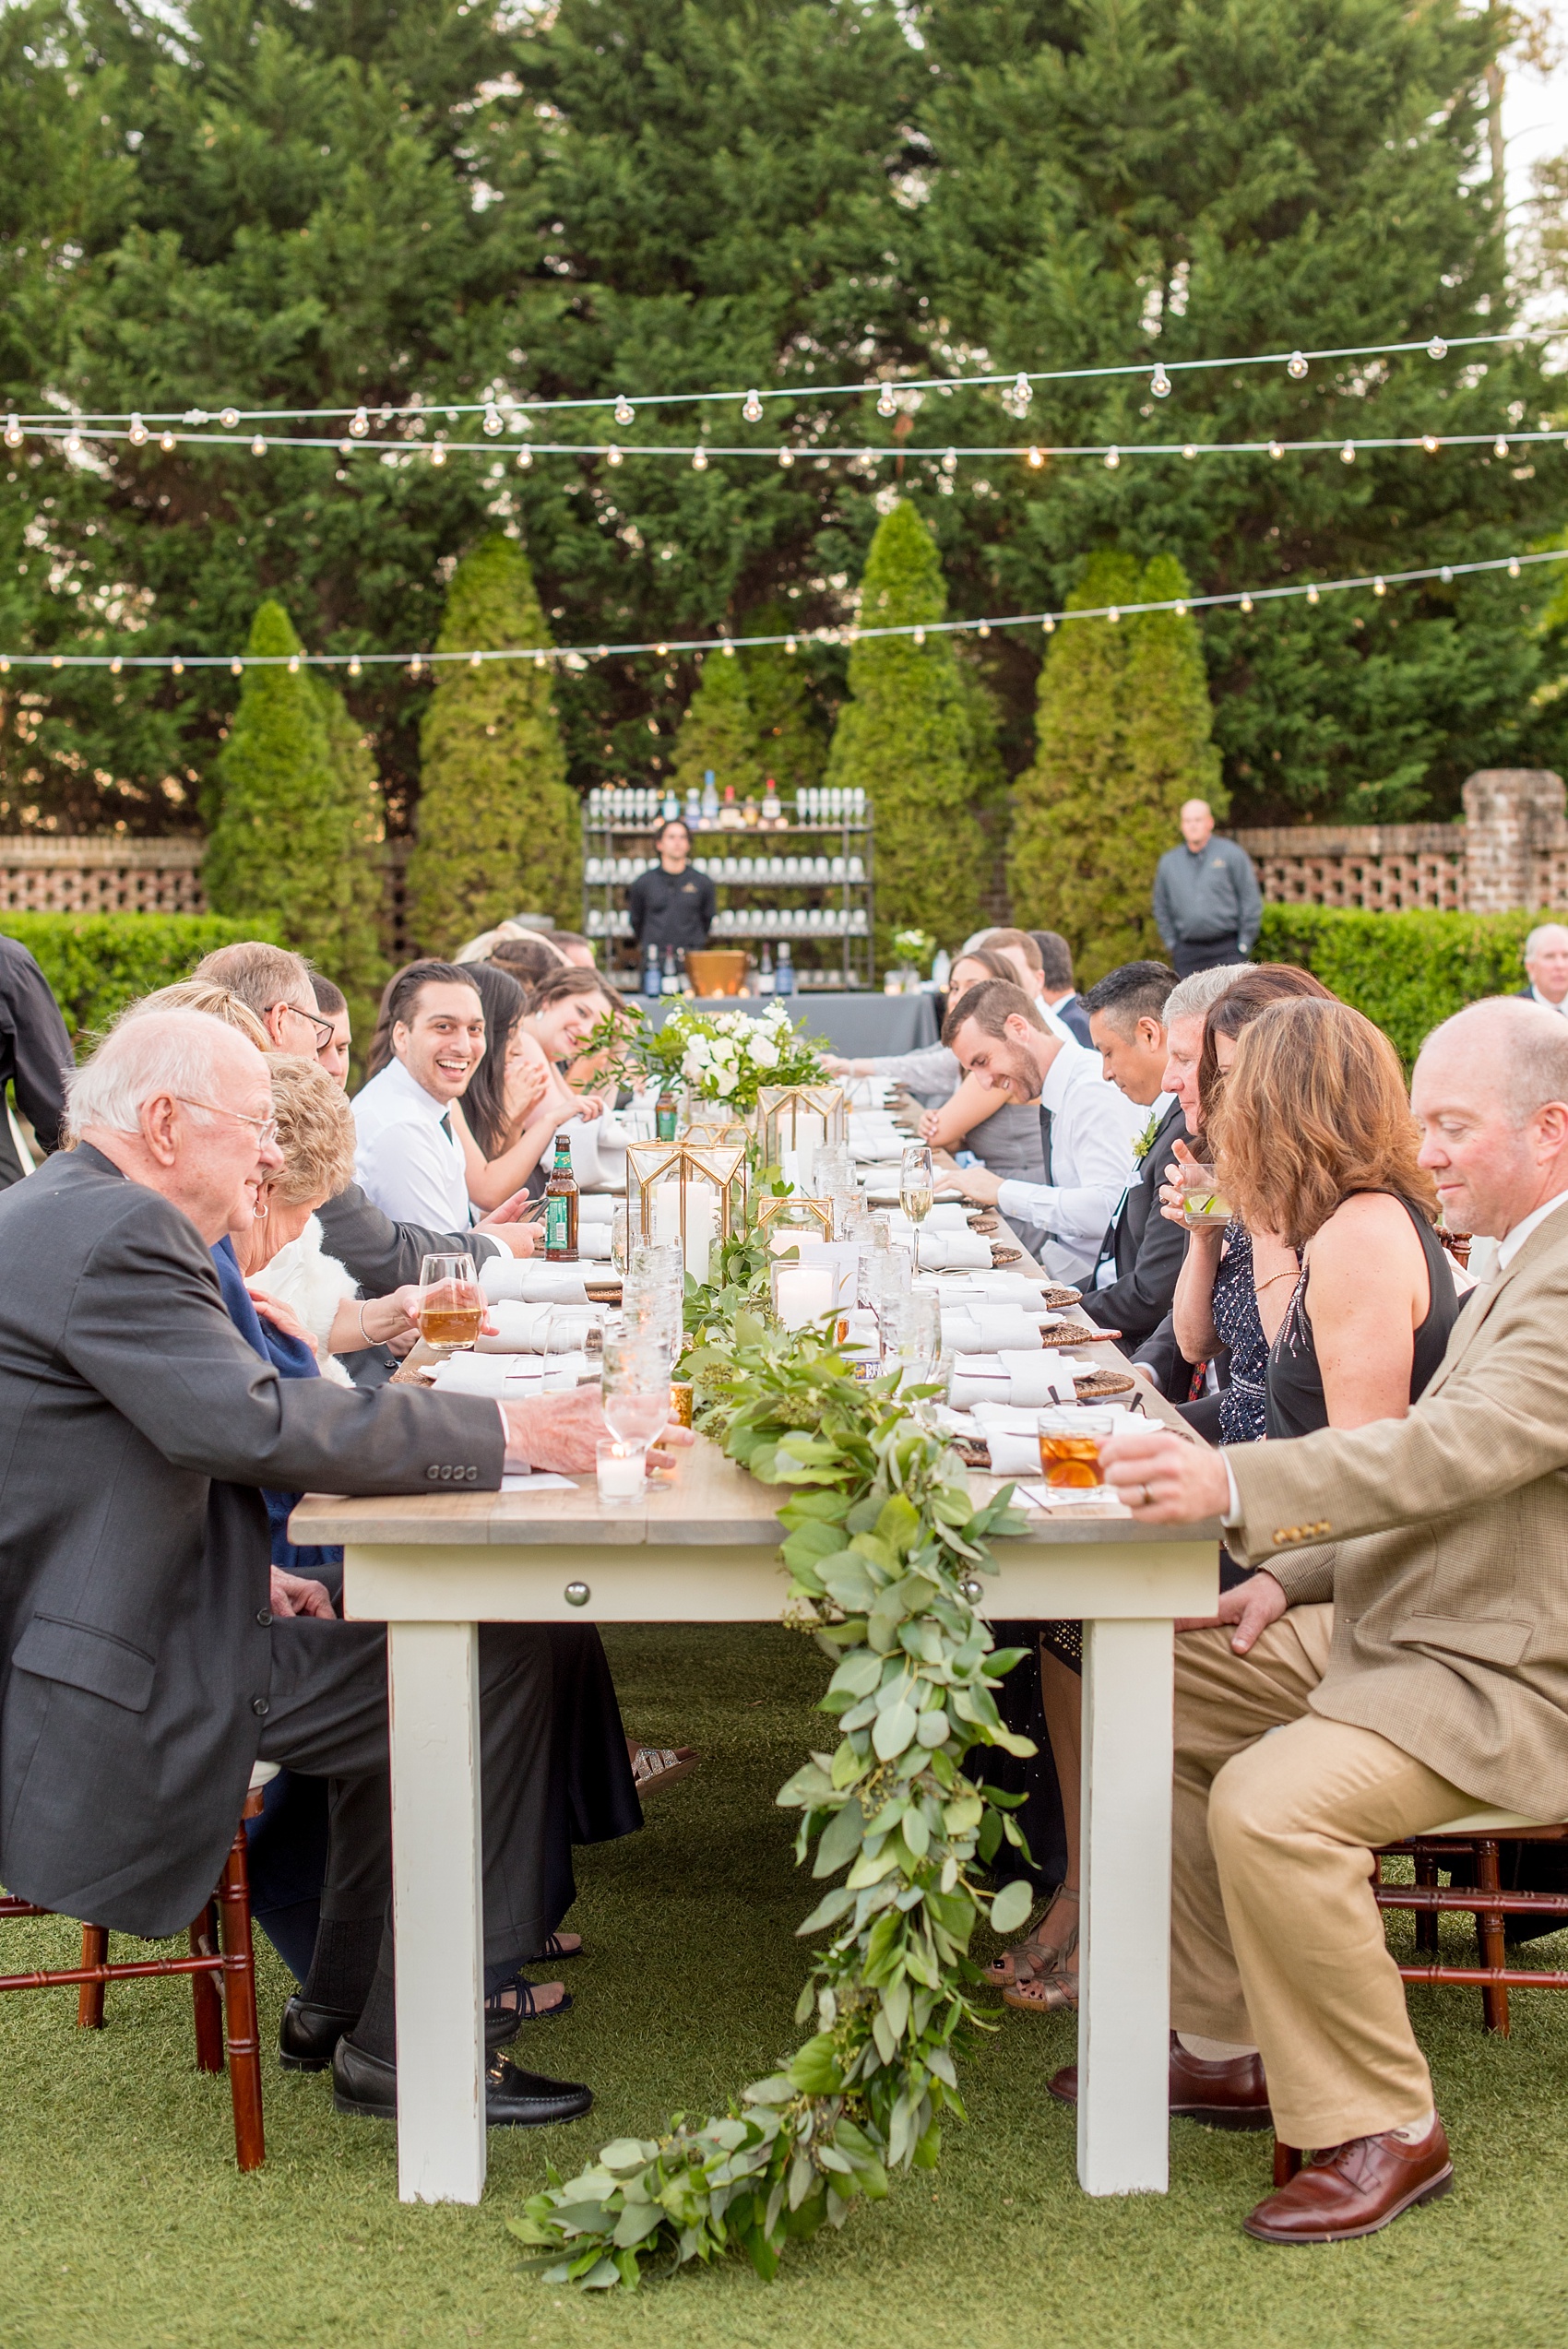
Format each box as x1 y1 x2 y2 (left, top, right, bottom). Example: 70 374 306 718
509 1261 1035 2291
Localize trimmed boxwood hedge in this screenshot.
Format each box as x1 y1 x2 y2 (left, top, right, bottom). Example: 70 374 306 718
1256 903 1538 1064
0 913 270 1047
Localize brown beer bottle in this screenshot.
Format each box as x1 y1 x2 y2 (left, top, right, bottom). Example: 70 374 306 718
544 1131 579 1262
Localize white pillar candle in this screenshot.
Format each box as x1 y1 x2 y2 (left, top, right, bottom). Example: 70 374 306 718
596 1441 647 1504
651 1180 715 1284
775 1264 835 1330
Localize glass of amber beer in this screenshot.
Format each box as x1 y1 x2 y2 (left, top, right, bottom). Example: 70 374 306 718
417 1252 484 1353
1037 1408 1119 1490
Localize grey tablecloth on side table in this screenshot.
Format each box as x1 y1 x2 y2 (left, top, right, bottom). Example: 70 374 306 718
637 991 939 1059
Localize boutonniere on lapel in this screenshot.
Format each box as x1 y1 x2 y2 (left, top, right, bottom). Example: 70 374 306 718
1133 1109 1162 1164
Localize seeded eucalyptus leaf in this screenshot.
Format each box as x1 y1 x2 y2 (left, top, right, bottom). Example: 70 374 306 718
990 1878 1035 1935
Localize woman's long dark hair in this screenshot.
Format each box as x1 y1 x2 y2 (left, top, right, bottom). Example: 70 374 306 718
461 962 527 1158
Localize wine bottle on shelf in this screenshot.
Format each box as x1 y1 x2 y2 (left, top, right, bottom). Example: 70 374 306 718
702 767 719 825
661 945 678 996
776 941 795 996
662 786 681 820
761 776 781 825
676 947 691 995
643 943 662 1000
742 791 759 827
544 1132 579 1263
719 782 743 830
758 942 775 995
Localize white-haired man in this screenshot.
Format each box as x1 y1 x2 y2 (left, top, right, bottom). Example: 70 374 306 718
0 1010 686 2129
1517 921 1568 1014
1084 997 1568 2244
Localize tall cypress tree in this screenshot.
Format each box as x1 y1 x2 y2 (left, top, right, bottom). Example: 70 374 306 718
671 652 763 804
1008 552 1220 981
204 600 386 1003
824 501 991 957
406 535 578 954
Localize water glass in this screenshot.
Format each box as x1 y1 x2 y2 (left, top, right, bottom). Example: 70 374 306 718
601 1317 674 1451
880 1287 942 1387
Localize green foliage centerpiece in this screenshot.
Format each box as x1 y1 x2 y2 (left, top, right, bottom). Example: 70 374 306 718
509 1303 1033 2291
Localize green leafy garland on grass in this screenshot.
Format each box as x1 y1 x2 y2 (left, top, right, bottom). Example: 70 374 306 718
508 1227 1033 2291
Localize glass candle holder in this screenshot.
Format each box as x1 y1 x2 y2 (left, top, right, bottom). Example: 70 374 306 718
770 1258 837 1332
596 1438 647 1506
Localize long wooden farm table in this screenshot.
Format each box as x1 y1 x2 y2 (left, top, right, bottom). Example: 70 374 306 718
292 1421 1219 2209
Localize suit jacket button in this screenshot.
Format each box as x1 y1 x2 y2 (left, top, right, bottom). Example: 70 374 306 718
256 1609 273 1628
251 1696 270 1717
1273 1529 1289 1546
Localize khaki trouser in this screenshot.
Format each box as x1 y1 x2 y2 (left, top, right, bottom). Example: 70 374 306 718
1171 1605 1475 2149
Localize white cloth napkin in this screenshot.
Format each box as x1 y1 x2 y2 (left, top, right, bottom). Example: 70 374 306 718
577 1223 614 1260
430 1350 591 1396
908 1230 992 1271
500 1471 578 1493
576 1194 617 1224
940 1306 1042 1355
1019 1481 1129 1513
947 1356 1083 1408
888 1203 970 1238
480 1259 591 1305
476 1300 603 1354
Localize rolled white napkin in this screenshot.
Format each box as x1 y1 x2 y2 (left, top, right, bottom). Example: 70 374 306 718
941 1309 1042 1356
577 1223 613 1260
1001 1356 1082 1408
983 1430 1052 1477
914 1230 992 1271
577 1194 617 1224
480 1258 590 1305
888 1203 969 1238
475 1300 600 1354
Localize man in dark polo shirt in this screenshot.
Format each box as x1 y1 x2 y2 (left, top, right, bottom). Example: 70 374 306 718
627 819 716 963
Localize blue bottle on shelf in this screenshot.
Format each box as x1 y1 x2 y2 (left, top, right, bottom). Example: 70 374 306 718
701 767 719 825
643 943 662 1000
775 941 795 996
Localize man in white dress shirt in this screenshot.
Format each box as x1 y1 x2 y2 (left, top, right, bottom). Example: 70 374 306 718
943 979 1142 1284
1518 922 1568 1014
352 961 486 1229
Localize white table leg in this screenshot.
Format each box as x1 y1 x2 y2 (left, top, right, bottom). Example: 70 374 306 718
387 1619 486 2204
1076 1616 1173 2196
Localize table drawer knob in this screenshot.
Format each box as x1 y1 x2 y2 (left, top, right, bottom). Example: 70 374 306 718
564 1581 591 1608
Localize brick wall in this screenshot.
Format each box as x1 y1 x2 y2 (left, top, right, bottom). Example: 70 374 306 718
1235 771 1568 916
0 834 206 915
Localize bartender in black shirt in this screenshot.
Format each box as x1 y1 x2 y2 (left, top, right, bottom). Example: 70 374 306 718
626 818 716 958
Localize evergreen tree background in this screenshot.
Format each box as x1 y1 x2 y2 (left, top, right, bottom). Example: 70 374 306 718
670 651 763 804
3 0 1568 859
825 500 992 954
203 600 386 1011
406 535 576 954
1009 553 1221 982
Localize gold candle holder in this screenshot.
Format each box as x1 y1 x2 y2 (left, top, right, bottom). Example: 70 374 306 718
757 1194 835 1251
624 1138 747 1286
757 1083 848 1182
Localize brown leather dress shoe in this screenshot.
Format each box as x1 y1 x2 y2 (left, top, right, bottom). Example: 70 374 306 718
1048 2032 1272 2131
1242 2118 1453 2244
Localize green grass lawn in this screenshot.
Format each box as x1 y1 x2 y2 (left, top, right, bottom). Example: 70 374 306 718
3 1624 1566 2349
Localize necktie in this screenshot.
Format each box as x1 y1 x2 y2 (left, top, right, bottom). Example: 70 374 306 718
1038 1103 1054 1186
439 1112 453 1141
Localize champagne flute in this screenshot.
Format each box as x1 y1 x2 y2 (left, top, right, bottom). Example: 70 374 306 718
900 1142 934 1274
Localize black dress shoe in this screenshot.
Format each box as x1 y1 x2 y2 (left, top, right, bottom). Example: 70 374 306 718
283 1992 521 2070
331 2034 594 2128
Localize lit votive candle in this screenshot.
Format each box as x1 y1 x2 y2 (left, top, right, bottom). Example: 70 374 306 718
774 1263 835 1331
596 1439 647 1505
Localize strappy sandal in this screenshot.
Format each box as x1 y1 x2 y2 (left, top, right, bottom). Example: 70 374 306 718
1002 1905 1080 2016
485 1972 571 2026
522 1931 583 1963
984 1886 1079 1988
630 1743 699 1797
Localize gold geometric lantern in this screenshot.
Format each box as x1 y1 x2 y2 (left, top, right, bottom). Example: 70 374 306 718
756 1193 835 1251
625 1138 747 1285
756 1083 847 1184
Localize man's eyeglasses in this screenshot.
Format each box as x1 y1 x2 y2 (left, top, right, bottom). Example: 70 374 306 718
178 1098 281 1149
267 1000 336 1048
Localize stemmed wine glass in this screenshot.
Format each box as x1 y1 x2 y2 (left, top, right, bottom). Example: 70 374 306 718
600 1317 674 1465
899 1142 934 1274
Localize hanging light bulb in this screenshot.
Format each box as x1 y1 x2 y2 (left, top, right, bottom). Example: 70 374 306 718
784 635 797 655
127 414 147 446
1307 584 1320 604
170 657 184 675
515 445 532 469
409 654 423 677
230 658 244 676
1509 556 1522 578
742 389 763 422
1288 350 1308 379
1440 565 1454 584
1182 442 1197 460
0 657 8 674
339 438 352 457
219 408 238 430
65 429 82 456
1013 372 1031 408
692 447 707 469
1107 606 1120 623
109 655 122 674
876 384 897 419
482 406 504 435
469 649 483 668
612 395 634 427
913 626 925 646
1151 362 1171 398
160 431 176 451
1340 440 1356 463
1422 433 1440 454
721 638 735 658
287 654 301 672
252 436 267 456
942 447 957 474
1041 614 1055 633
595 644 609 660
51 653 64 670
3 414 22 449
1240 594 1253 613
348 655 362 678
606 444 624 466
1372 576 1386 597
978 621 991 638
1428 336 1447 362
534 649 548 669
1174 599 1188 618
430 441 446 466
1105 445 1121 469
1026 445 1044 468
1269 440 1284 460
1494 435 1509 457
778 447 794 467
350 407 370 438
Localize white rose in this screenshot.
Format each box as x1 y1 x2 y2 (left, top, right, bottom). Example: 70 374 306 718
710 1064 738 1097
749 1036 779 1070
685 1034 712 1065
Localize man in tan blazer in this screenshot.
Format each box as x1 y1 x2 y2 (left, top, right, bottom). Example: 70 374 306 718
1087 997 1568 2245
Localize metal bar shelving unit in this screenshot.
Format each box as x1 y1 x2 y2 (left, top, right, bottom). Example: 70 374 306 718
580 788 875 991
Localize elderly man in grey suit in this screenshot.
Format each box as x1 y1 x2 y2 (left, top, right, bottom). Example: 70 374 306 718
0 1010 677 2128
1084 998 1568 2244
